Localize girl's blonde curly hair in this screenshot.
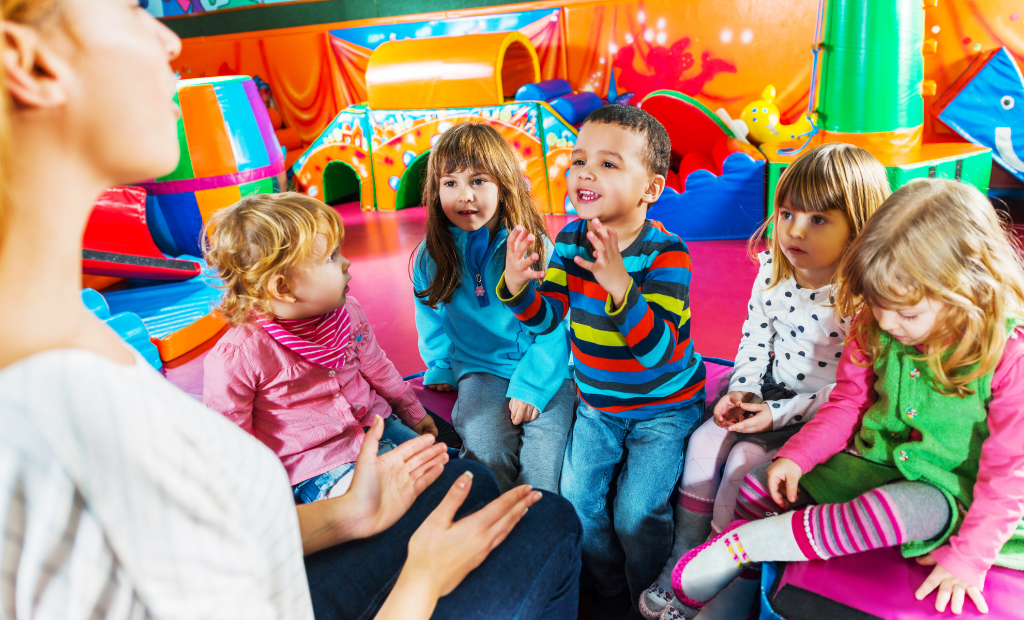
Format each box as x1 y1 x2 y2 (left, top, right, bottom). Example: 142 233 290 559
203 192 344 325
837 178 1024 396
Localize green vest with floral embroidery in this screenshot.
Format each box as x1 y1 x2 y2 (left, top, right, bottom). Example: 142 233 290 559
855 321 1024 568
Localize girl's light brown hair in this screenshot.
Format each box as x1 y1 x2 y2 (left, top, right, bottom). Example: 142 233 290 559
750 143 891 289
0 0 66 251
836 178 1024 396
414 122 547 308
203 192 344 325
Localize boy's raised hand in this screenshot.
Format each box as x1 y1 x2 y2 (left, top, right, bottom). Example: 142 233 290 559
503 226 545 297
574 219 633 309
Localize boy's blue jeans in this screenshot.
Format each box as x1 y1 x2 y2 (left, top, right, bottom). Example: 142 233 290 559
560 395 704 605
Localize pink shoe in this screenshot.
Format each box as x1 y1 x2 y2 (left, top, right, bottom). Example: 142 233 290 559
670 519 750 610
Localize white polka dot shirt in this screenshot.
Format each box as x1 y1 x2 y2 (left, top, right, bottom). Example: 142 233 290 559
728 250 848 429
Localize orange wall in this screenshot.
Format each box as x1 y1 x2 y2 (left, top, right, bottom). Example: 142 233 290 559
173 0 1024 144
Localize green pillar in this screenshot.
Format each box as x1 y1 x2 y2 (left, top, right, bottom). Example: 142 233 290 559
817 0 924 133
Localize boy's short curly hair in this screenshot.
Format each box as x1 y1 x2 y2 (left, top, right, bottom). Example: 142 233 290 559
581 104 672 178
203 192 344 325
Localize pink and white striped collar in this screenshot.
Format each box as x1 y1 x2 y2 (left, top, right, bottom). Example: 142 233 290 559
257 306 353 370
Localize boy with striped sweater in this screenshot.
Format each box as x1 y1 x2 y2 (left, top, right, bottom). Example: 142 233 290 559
499 105 706 613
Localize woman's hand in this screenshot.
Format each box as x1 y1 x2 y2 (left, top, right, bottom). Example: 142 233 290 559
915 553 989 614
504 226 546 297
346 416 448 537
766 457 803 509
726 401 773 433
407 473 542 596
374 473 543 620
412 415 439 438
713 391 757 428
509 398 540 425
426 383 456 392
297 416 449 555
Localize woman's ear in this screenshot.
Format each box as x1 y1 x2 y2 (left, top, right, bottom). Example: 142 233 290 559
1 22 68 110
267 275 296 304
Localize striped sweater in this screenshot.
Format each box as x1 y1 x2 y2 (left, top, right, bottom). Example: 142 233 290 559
499 218 705 418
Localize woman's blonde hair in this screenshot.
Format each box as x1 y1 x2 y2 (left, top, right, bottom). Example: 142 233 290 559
837 178 1024 396
414 122 547 308
203 192 344 325
0 0 65 250
750 143 891 289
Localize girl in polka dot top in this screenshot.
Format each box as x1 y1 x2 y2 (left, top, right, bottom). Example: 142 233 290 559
641 144 891 620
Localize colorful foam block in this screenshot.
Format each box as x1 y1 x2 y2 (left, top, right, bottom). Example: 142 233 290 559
935 47 1024 185
639 90 767 240
81 288 162 370
82 186 201 281
139 76 284 258
101 261 226 362
761 548 1024 619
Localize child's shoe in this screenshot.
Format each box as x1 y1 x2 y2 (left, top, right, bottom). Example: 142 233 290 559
671 520 749 610
661 598 699 620
639 583 674 619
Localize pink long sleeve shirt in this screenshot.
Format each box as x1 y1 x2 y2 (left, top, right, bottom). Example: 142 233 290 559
778 327 1024 589
204 297 427 485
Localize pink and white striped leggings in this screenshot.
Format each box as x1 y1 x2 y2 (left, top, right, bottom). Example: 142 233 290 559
735 463 951 560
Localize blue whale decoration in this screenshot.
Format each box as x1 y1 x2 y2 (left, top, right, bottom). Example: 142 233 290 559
936 47 1024 184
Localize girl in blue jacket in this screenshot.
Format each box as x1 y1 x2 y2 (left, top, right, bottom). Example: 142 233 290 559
413 122 573 493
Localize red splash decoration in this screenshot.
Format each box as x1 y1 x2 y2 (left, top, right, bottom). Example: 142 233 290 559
613 37 736 102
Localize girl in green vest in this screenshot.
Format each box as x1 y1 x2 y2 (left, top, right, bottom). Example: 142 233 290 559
670 178 1024 617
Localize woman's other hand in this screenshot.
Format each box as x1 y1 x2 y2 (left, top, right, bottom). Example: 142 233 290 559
298 415 448 554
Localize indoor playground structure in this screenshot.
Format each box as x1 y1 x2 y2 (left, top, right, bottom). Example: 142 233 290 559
291 29 591 214
74 0 1024 618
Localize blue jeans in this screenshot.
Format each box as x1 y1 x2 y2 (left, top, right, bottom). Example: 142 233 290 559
560 396 704 605
304 460 582 620
293 415 420 504
453 373 574 493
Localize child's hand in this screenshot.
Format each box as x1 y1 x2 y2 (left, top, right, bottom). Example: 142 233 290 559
426 383 456 392
915 553 989 614
412 415 439 438
509 398 540 425
726 402 773 433
573 219 633 309
766 457 803 509
713 391 757 428
504 226 546 297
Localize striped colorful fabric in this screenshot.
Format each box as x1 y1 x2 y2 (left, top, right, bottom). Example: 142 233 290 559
257 306 352 369
795 490 908 560
501 218 705 418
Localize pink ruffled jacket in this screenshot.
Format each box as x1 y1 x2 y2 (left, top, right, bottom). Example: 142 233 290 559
204 297 426 485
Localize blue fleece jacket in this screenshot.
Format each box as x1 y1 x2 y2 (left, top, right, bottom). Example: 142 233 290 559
413 225 571 411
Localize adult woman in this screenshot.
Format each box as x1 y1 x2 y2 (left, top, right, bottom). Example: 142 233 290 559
0 1 581 618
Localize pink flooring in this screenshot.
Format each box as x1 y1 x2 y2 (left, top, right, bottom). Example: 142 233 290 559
162 202 758 398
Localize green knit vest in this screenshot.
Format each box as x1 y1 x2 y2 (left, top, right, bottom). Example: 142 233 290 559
855 322 1024 568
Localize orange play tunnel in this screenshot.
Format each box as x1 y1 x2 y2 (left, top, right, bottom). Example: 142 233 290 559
366 31 540 110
